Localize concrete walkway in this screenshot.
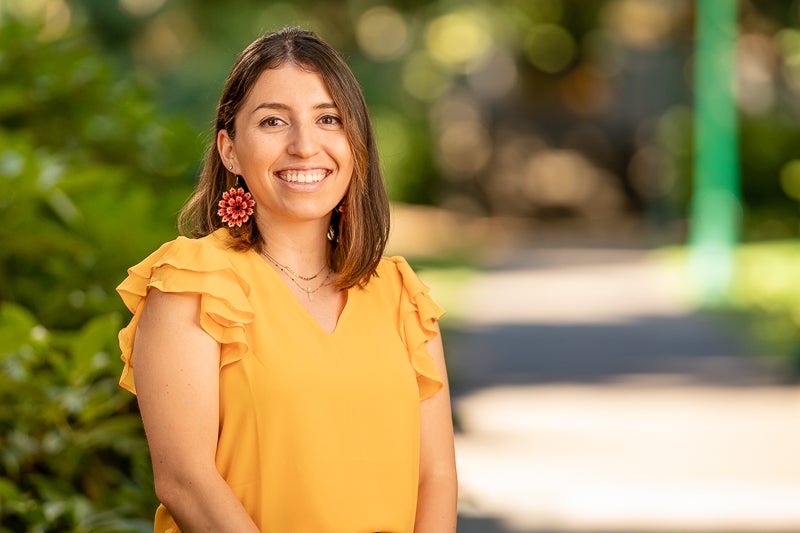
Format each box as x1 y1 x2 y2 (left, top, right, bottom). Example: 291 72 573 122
429 246 800 533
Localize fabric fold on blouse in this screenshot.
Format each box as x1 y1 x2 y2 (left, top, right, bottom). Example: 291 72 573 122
116 231 448 532
389 256 446 401
116 234 255 394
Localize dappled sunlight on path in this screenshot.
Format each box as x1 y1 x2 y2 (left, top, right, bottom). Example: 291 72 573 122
431 248 800 533
455 384 800 532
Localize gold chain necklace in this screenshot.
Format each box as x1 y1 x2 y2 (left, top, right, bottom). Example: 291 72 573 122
262 252 331 301
261 249 327 281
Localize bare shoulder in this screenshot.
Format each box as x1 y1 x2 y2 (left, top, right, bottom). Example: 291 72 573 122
139 288 203 330
134 288 218 367
133 288 220 395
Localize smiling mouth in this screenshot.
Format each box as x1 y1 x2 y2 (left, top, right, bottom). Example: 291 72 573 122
276 169 329 184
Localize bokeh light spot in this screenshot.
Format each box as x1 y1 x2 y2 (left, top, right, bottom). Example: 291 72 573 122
255 3 304 33
438 119 492 176
517 0 563 24
523 149 592 205
372 106 411 195
402 51 451 101
431 93 491 177
736 33 776 116
775 28 800 59
0 149 25 177
524 24 576 74
582 29 626 76
426 11 492 70
36 0 71 41
779 160 800 201
119 0 166 17
561 64 612 116
657 105 692 156
467 47 518 100
776 28 800 92
603 0 678 49
356 6 408 61
131 10 194 72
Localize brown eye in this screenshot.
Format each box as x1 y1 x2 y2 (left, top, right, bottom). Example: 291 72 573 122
260 117 284 127
319 115 342 126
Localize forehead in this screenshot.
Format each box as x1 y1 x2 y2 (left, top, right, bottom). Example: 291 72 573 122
244 63 334 107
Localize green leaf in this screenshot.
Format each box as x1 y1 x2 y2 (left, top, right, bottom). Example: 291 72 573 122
0 302 38 356
69 313 121 385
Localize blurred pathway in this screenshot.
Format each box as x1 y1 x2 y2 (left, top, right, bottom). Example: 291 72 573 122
437 247 800 533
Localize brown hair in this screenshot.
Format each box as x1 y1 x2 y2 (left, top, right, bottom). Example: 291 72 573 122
178 27 390 288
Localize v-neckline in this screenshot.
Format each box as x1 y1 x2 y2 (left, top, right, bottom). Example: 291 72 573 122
248 248 349 336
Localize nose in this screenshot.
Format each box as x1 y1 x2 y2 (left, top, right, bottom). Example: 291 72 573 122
287 122 320 158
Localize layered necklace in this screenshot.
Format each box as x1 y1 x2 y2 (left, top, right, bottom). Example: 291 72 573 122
261 249 330 301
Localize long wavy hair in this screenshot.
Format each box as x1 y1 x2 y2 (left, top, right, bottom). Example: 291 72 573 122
178 27 390 289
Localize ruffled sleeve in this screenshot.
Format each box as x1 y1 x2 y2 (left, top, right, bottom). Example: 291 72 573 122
116 233 254 394
389 256 446 401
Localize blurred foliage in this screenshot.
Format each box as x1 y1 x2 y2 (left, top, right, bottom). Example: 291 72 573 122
726 242 800 374
662 242 800 376
0 303 156 532
0 10 198 531
3 0 800 529
54 0 800 234
0 14 200 330
739 116 800 239
69 0 443 205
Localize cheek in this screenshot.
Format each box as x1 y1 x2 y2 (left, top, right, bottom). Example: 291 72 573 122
338 141 356 172
339 143 354 166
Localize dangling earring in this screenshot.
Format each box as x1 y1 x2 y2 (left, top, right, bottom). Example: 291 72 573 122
328 198 346 241
217 173 255 228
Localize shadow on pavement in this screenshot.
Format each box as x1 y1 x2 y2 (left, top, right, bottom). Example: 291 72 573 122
441 248 800 532
458 514 544 533
448 312 784 398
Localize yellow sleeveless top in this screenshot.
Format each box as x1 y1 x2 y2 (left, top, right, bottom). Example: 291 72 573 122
117 229 444 533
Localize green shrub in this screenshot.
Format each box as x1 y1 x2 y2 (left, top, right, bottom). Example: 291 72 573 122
0 15 200 330
727 241 800 374
0 303 156 532
0 13 201 531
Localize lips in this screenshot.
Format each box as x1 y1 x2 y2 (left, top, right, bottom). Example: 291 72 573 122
276 169 329 183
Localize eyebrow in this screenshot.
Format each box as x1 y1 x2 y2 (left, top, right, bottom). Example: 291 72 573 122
251 102 338 113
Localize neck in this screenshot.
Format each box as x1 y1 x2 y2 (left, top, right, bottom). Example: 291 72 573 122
256 215 330 273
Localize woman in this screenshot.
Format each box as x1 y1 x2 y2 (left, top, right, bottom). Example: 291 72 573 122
117 27 457 532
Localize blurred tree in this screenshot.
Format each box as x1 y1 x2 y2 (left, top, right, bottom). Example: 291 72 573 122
66 0 444 204
55 0 800 237
0 12 201 330
0 10 199 531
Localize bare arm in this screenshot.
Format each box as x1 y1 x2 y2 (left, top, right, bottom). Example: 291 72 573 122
133 289 259 533
414 328 458 533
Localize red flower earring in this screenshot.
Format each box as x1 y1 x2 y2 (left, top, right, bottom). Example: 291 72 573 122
218 167 255 228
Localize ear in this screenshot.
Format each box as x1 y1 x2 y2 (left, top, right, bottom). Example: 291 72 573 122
217 129 237 173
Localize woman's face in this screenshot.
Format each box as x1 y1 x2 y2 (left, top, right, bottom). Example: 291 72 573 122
218 63 354 229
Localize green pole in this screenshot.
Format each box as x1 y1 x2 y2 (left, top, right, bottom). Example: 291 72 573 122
689 0 741 305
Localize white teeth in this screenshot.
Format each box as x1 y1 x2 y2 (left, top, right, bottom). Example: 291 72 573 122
278 170 327 183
